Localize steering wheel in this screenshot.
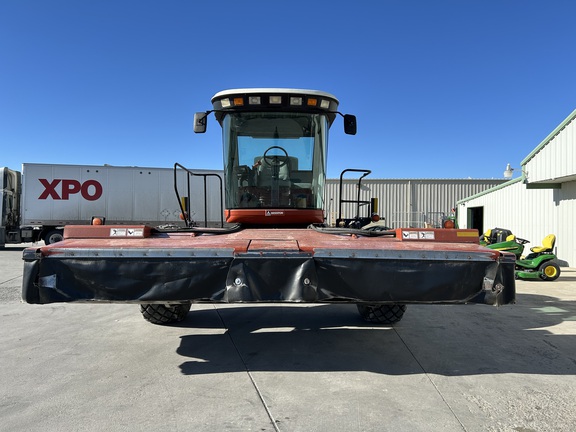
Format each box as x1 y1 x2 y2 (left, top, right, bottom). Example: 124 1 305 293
263 146 289 168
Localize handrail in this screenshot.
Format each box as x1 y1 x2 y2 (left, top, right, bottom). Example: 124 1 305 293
337 168 372 223
173 163 224 228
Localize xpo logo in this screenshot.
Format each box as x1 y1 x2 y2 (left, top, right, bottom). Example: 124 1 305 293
38 179 103 201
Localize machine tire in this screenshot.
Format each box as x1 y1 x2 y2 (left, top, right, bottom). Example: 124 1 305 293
44 229 64 245
357 304 407 324
538 261 560 281
140 303 191 325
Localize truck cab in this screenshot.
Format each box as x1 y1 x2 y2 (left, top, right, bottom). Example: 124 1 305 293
195 88 356 226
0 167 23 246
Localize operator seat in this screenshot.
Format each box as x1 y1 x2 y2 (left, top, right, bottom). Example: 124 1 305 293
254 156 297 187
530 234 556 254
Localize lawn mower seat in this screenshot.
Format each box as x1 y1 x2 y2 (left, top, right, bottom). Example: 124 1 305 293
530 234 556 254
487 228 513 244
481 229 492 243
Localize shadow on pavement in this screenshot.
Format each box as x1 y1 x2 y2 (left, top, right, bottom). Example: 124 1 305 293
175 291 576 377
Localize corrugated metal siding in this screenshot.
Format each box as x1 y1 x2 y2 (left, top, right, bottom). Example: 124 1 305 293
557 181 576 266
457 180 576 266
454 109 576 266
325 179 505 228
524 111 576 183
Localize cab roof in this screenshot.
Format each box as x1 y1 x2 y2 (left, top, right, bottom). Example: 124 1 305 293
211 88 339 105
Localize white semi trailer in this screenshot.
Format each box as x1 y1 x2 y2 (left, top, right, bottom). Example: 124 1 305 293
0 163 223 246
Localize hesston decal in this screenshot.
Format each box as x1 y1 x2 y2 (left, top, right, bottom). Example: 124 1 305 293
38 179 103 201
265 210 285 216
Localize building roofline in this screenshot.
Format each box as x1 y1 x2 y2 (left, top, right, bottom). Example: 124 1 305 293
456 176 523 205
521 108 576 166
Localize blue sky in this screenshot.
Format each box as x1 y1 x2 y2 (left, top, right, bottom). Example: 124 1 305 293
1 1 575 179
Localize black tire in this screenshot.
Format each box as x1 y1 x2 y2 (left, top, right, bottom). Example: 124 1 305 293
140 303 191 325
357 304 407 324
539 261 561 281
44 229 64 245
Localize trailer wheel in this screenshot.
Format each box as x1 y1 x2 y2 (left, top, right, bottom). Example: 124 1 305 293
538 261 560 281
357 304 407 324
44 229 64 245
140 303 191 325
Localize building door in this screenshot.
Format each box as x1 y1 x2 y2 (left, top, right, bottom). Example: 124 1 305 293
467 206 484 234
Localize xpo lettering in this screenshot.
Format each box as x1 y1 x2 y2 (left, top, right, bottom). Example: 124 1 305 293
38 179 103 201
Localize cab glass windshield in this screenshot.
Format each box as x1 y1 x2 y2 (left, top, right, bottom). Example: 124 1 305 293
222 112 328 210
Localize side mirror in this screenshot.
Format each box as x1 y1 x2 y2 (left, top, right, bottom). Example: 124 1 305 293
343 114 357 135
193 112 208 133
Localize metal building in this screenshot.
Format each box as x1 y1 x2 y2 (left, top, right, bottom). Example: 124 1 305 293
324 177 505 228
456 109 576 266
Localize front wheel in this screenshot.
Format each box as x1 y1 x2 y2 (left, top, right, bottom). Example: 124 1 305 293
140 303 191 325
357 304 407 324
539 261 560 281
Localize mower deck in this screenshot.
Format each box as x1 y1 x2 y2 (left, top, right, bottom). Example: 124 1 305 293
22 226 515 306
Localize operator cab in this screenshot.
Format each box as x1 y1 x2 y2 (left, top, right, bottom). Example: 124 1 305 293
194 88 356 225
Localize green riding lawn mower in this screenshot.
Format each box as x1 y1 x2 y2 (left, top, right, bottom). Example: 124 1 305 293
480 228 561 281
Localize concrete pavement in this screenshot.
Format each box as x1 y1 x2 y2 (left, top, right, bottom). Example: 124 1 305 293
2 243 576 431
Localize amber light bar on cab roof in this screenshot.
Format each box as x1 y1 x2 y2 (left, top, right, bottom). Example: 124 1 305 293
210 88 340 113
195 88 356 135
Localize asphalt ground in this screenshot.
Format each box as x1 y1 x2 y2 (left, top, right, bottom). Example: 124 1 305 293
1 243 576 432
